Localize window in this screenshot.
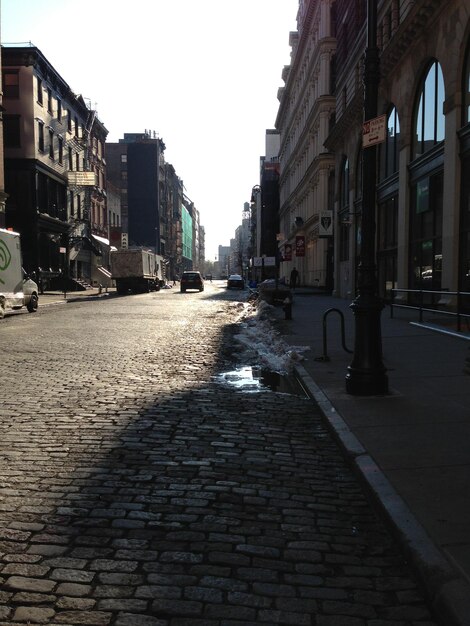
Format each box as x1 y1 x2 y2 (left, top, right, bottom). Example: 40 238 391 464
47 88 53 113
340 158 349 208
414 61 445 159
121 154 127 163
74 116 79 137
464 42 470 126
410 172 443 291
377 107 399 300
339 158 350 261
57 99 62 122
3 115 21 148
380 106 400 180
75 153 80 171
49 130 54 159
67 109 72 132
69 191 74 217
3 70 19 98
38 121 45 152
58 136 63 164
37 77 43 105
68 147 73 171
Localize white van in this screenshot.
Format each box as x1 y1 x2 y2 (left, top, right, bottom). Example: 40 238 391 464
0 228 39 318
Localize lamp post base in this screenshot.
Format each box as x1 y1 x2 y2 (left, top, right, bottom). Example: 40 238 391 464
345 294 388 396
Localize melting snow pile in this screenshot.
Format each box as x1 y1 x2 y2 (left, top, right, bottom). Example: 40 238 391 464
232 299 310 374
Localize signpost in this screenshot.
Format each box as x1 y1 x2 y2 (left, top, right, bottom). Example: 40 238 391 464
362 114 386 148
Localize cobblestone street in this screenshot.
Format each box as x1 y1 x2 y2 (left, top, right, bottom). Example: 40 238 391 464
0 285 438 625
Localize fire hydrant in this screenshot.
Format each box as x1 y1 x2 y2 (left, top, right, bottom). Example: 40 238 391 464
283 295 293 320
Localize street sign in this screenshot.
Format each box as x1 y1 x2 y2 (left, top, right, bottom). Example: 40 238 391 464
253 256 276 267
362 114 386 148
295 235 305 257
67 171 97 186
319 211 333 237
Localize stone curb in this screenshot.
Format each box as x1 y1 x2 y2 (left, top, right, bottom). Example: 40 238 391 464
39 292 117 307
294 362 470 626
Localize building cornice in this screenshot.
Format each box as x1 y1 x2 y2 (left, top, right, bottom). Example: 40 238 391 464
379 0 444 78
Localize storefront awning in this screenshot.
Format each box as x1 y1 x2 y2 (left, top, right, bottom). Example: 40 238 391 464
92 234 110 246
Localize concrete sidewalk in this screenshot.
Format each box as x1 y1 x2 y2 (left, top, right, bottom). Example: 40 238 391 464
278 291 470 625
38 287 117 306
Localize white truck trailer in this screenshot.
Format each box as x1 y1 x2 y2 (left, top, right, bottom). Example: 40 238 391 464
110 248 164 294
0 228 39 318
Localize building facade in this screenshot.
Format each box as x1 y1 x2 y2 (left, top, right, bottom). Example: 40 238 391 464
276 0 336 289
324 0 470 302
2 45 107 289
107 133 203 281
106 133 165 253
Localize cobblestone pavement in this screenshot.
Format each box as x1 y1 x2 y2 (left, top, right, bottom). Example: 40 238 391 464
0 285 438 625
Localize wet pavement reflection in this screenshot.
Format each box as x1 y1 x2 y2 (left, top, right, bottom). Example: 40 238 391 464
215 365 307 396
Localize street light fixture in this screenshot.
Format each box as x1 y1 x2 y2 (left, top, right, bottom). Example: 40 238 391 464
345 0 388 396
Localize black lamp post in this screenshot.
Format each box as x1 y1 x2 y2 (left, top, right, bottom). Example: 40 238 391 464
345 0 388 395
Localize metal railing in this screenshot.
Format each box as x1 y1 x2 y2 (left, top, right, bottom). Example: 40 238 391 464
390 288 470 332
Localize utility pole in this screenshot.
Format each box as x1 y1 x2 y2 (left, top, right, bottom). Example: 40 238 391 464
345 0 388 395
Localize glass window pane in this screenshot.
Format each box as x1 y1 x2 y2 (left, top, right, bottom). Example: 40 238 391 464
423 66 436 148
415 95 423 157
436 64 445 141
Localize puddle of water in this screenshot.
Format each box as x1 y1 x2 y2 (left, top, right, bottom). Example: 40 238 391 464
216 366 306 396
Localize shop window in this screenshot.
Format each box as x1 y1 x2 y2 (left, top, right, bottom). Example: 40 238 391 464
410 172 443 292
413 61 445 159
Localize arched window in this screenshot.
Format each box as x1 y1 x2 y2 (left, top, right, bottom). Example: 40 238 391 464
380 106 400 180
340 157 349 209
464 42 470 126
339 158 350 262
413 61 445 159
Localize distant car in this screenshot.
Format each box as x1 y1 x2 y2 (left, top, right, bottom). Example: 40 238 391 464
227 274 245 290
180 271 204 293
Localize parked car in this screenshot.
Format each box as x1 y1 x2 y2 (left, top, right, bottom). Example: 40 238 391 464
180 271 204 293
227 274 245 290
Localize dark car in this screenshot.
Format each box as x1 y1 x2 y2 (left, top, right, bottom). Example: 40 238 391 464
227 274 245 290
180 271 204 293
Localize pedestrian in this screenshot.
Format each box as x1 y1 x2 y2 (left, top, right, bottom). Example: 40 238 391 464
290 267 299 290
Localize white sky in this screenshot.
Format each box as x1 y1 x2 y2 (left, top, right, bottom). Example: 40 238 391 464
1 0 298 261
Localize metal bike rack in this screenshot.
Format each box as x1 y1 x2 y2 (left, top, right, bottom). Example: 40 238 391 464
315 308 353 361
